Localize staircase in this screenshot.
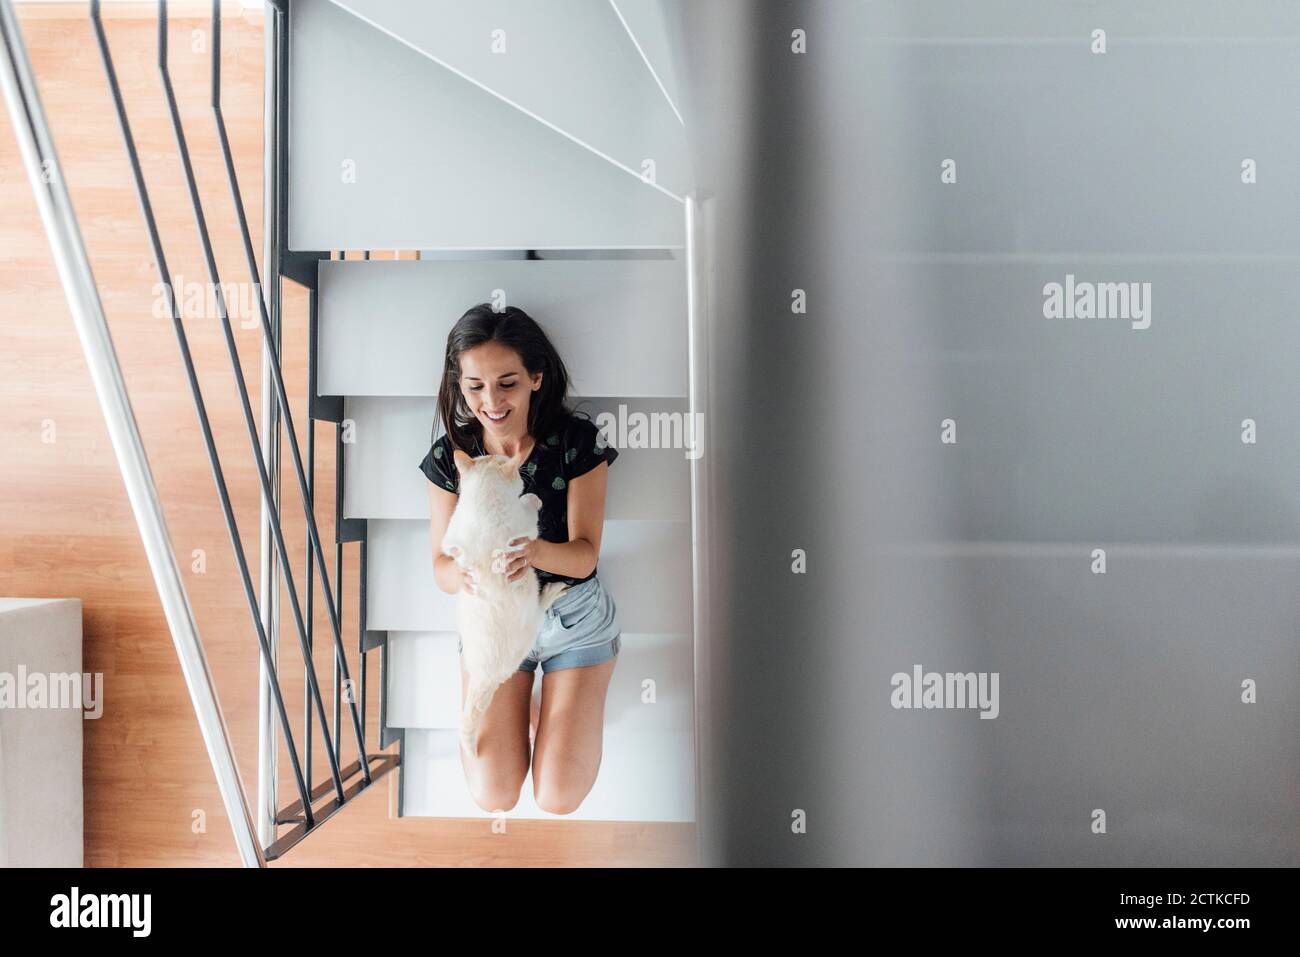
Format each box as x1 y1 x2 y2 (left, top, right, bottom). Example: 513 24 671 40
292 0 699 822
1 0 706 857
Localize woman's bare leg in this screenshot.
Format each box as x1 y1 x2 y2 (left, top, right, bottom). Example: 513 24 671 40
458 660 534 813
531 657 617 815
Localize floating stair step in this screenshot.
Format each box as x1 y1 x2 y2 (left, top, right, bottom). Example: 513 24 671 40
366 518 692 634
386 630 694 732
342 395 693 521
317 258 687 398
402 726 695 822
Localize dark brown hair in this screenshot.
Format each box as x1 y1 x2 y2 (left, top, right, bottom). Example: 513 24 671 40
434 303 581 453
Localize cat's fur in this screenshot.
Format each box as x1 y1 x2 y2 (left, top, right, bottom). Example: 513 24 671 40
442 447 568 756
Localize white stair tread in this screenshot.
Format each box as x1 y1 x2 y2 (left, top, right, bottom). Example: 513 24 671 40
290 0 682 250
343 395 693 521
367 518 693 634
402 726 695 822
387 631 694 732
326 0 691 198
318 258 687 398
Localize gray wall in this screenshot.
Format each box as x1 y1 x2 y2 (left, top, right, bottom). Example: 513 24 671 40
671 0 1300 865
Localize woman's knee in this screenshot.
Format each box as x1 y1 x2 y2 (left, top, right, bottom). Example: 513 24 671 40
533 763 598 815
469 772 526 813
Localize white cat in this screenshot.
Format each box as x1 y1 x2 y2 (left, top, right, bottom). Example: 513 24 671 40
442 448 569 756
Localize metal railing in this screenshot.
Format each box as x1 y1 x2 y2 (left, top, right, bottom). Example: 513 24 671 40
0 0 266 866
685 190 715 867
1 0 397 866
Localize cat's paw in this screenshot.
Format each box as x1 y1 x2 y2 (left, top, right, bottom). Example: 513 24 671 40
520 493 542 512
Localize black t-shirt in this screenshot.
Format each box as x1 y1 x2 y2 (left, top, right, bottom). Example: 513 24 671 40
418 410 619 588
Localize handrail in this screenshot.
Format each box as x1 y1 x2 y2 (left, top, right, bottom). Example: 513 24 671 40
0 0 263 868
10 0 401 865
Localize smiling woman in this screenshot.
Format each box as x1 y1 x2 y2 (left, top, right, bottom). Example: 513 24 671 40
420 303 620 588
418 302 622 815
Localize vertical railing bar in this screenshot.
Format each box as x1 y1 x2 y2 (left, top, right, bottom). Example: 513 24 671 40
311 248 338 776
331 252 341 760
334 419 343 759
331 252 343 761
257 0 284 848
158 0 347 802
685 192 717 864
210 0 371 784
374 552 384 749
305 284 317 789
0 0 263 865
359 538 367 745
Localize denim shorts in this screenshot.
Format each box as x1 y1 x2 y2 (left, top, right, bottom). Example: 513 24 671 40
457 576 621 673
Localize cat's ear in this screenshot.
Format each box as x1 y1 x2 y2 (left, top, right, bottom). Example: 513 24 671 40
452 448 474 473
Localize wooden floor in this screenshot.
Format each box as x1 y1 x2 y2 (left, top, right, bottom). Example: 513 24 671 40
0 2 695 867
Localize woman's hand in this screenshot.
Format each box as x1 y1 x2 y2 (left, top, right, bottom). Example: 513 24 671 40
491 536 534 584
445 546 480 595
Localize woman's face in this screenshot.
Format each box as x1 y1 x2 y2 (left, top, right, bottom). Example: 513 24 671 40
457 341 542 436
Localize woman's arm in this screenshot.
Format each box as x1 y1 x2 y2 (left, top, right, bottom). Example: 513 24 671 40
427 483 475 595
508 461 610 581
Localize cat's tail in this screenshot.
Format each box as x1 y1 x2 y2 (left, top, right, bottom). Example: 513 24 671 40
538 580 570 613
460 678 500 758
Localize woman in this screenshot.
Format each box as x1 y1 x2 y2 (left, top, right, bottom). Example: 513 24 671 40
419 303 621 816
